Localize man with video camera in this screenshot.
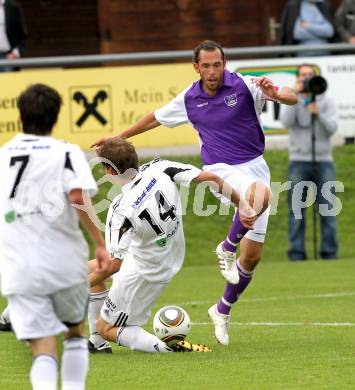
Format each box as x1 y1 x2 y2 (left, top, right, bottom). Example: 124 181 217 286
280 64 338 261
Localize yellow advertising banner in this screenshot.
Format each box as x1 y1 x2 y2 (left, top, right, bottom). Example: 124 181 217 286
0 63 199 149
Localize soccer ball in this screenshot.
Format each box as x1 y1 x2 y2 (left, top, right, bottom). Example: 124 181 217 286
153 305 191 347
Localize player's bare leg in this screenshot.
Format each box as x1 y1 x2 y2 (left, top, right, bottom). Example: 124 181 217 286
87 258 121 354
239 237 263 271
216 181 271 284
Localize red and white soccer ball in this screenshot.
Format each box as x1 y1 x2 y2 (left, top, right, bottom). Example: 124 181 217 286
153 305 191 347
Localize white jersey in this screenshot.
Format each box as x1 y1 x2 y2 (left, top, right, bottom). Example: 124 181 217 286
0 133 97 295
105 159 201 283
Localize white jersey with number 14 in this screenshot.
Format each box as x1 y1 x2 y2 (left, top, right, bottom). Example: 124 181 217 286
105 159 201 283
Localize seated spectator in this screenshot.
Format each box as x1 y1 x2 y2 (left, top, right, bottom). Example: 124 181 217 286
335 0 355 43
278 0 335 56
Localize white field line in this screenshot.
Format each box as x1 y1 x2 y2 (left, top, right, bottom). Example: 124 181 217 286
174 291 355 307
192 321 355 327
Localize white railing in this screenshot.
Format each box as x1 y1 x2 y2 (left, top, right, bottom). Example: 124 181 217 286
1 43 355 69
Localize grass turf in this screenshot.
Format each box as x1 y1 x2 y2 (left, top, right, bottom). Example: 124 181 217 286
88 144 355 264
1 260 354 389
0 145 354 388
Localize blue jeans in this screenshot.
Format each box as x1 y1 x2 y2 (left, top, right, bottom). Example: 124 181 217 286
0 53 13 72
287 161 338 260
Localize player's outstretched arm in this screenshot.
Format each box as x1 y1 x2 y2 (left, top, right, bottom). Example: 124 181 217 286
275 86 298 105
69 189 111 272
256 77 298 105
120 112 160 139
91 112 160 148
193 171 257 229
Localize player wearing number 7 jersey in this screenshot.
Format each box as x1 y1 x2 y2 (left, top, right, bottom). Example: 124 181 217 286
0 84 110 390
93 139 257 353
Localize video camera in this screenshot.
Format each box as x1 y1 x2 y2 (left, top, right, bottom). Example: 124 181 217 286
301 75 327 96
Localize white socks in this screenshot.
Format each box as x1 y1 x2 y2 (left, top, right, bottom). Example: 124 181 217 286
30 354 58 390
30 339 88 390
61 337 88 390
118 326 171 353
88 290 108 347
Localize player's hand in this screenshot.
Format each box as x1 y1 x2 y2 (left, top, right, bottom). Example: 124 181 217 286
91 136 110 149
91 135 121 149
255 77 279 100
238 200 257 229
95 245 111 273
307 102 319 115
7 52 18 60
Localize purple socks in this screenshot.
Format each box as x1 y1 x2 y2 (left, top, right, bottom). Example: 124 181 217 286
223 211 249 253
217 259 253 315
216 210 253 315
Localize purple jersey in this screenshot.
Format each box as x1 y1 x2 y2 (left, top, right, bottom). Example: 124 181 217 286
155 70 267 165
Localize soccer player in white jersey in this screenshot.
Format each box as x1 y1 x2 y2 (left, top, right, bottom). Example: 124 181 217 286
89 139 256 353
93 40 297 346
0 84 110 390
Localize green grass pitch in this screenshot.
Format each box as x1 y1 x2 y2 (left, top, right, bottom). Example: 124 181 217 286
0 146 354 389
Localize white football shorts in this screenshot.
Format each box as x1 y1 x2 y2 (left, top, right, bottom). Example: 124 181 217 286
7 282 88 340
203 155 271 243
100 258 167 327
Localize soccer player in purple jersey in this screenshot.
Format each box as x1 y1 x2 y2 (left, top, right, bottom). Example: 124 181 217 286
93 40 298 346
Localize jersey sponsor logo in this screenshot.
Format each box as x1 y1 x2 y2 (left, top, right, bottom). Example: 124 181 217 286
32 145 50 150
131 178 157 209
166 220 180 239
156 237 167 247
4 210 16 224
8 146 27 152
196 102 208 108
4 208 44 224
224 93 238 107
16 209 43 219
154 220 180 247
8 143 51 152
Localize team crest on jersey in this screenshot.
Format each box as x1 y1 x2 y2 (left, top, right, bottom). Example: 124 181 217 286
224 94 238 107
